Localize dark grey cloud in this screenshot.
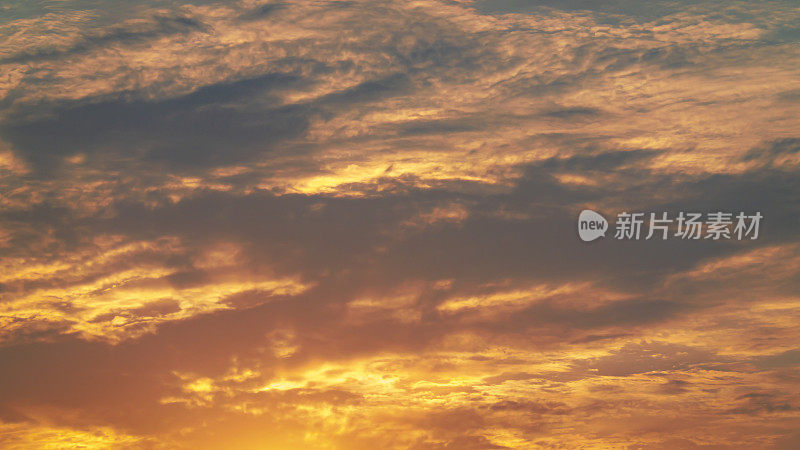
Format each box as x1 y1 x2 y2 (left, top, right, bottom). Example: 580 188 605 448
743 138 800 163
237 2 286 21
1 73 308 170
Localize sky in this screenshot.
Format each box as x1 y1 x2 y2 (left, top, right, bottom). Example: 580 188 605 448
0 0 799 448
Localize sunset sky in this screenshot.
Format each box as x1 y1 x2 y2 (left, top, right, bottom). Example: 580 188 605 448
1 0 799 448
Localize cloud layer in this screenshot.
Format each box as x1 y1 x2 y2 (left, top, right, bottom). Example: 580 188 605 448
1 0 799 447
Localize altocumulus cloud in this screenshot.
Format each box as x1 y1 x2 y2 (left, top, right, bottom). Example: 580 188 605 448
0 0 799 448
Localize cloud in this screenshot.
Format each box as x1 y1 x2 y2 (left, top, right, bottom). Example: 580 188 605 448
0 0 799 447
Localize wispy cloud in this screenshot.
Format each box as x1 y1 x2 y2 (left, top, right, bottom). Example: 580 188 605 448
0 0 799 447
